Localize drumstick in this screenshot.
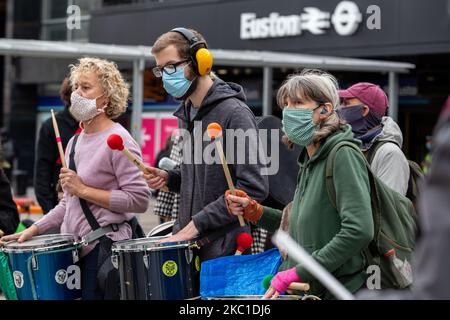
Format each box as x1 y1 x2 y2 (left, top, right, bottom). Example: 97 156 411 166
107 134 169 192
207 123 245 228
51 109 67 168
262 274 310 292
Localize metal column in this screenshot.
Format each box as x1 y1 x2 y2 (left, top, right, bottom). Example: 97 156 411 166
2 0 14 129
131 58 145 145
263 66 273 116
388 71 399 122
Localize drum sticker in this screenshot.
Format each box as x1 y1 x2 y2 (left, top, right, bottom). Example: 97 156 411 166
55 269 68 285
54 265 81 290
162 260 178 277
13 271 24 289
195 256 201 272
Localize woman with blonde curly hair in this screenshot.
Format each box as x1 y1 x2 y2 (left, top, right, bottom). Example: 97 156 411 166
225 69 374 299
1 57 150 299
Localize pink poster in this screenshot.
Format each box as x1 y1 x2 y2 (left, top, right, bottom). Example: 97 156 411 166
141 118 156 166
160 118 179 150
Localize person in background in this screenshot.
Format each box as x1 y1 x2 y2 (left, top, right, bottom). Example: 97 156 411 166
153 133 182 224
357 92 450 300
0 128 17 182
0 166 19 240
154 135 174 170
338 83 410 195
151 134 174 202
34 77 80 214
421 135 432 175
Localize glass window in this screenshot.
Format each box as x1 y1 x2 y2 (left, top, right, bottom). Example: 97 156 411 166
72 20 89 42
41 0 100 42
41 24 68 41
73 0 102 15
44 0 69 20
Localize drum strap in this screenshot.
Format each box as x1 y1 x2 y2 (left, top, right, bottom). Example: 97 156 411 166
69 134 120 245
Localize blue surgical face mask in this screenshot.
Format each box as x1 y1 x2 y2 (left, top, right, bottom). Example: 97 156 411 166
162 65 193 99
282 107 319 146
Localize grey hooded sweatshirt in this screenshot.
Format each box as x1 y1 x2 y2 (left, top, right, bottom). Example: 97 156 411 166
166 77 269 261
367 117 410 195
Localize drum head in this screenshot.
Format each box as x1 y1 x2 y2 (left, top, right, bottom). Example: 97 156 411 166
112 235 171 252
3 234 76 252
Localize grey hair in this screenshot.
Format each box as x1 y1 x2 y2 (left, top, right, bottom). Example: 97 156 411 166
277 69 345 147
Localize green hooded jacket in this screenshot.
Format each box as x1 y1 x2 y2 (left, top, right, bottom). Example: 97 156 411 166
259 125 374 299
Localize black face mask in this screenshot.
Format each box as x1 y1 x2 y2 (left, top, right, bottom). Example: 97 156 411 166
338 104 382 136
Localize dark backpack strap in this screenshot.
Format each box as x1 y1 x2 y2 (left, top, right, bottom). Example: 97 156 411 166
365 140 394 165
364 140 401 164
69 134 101 231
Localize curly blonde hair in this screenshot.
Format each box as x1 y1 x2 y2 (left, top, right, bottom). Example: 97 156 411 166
69 57 130 119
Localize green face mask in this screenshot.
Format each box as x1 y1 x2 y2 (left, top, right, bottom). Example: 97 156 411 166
282 107 319 146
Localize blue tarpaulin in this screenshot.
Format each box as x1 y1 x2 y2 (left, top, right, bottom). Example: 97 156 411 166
200 248 282 298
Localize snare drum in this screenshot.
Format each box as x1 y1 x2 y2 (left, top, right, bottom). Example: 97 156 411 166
112 237 200 300
3 234 81 300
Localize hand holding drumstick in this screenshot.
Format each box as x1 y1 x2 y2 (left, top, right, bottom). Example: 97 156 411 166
107 134 169 192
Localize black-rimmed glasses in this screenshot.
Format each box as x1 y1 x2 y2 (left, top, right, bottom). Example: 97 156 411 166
152 59 190 78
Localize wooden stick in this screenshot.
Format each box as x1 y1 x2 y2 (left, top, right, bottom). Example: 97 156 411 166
214 139 245 227
288 282 310 292
122 148 169 192
51 109 67 168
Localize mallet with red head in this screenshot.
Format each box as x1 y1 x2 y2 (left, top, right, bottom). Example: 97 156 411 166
107 134 169 192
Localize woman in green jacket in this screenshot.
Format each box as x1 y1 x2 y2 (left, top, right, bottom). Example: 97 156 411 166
226 69 374 299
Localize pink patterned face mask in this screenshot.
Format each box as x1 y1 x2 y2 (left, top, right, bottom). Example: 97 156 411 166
69 91 106 122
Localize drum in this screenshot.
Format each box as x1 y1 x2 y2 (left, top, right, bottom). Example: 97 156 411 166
147 220 175 237
112 237 200 300
2 234 81 300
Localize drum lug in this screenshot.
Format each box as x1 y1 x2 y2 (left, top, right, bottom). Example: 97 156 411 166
189 242 200 250
72 250 79 264
111 255 119 269
31 253 38 270
185 248 193 264
143 254 149 269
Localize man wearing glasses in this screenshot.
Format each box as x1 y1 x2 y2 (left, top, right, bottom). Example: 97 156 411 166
143 28 269 261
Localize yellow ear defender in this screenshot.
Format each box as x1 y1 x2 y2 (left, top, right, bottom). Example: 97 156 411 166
196 47 213 76
171 27 213 76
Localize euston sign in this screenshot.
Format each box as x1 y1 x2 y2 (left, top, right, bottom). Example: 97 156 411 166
240 1 381 39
